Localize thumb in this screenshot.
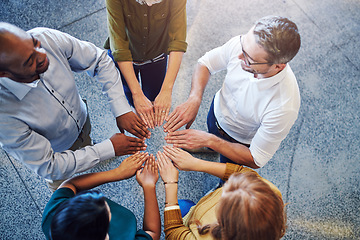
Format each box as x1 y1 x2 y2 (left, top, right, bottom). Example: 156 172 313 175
136 168 142 178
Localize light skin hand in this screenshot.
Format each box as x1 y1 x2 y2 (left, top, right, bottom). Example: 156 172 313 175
133 93 155 129
163 98 200 132
110 133 147 156
136 154 159 188
162 146 201 171
165 129 211 149
154 51 184 127
116 112 150 139
116 61 155 129
153 89 171 127
115 152 149 180
156 150 179 182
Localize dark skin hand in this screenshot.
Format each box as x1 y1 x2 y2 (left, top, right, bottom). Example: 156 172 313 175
116 112 151 139
110 133 147 156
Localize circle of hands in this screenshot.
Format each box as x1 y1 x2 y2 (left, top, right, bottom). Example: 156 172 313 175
112 98 211 184
122 146 197 187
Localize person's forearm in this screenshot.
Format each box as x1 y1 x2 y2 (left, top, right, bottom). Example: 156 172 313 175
142 186 161 240
207 135 258 168
188 63 211 102
164 183 178 205
192 159 227 179
60 168 123 194
160 51 184 93
117 61 143 96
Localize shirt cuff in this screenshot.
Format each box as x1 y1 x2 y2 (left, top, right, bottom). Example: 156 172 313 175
164 209 183 227
223 163 243 181
109 95 132 118
112 49 133 62
94 139 115 161
165 205 181 211
168 40 188 53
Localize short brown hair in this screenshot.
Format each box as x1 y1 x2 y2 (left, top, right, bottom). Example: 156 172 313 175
253 16 301 64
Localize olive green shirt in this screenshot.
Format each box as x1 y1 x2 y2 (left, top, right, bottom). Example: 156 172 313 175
105 0 187 62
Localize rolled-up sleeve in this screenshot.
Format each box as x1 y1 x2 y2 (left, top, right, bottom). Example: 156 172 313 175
168 0 188 53
106 0 133 61
250 109 299 167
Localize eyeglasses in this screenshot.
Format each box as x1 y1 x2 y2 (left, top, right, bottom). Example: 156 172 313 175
240 35 273 66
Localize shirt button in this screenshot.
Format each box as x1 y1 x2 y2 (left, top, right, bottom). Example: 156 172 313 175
144 13 147 17
144 26 148 30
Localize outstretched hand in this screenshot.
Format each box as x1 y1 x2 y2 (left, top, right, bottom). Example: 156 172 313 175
153 90 171 127
116 112 150 139
115 152 148 180
136 154 159 188
156 150 179 183
133 93 155 129
165 129 211 149
162 145 200 171
110 133 147 156
163 98 200 132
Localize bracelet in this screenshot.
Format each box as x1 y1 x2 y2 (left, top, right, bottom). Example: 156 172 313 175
163 181 178 185
165 202 179 206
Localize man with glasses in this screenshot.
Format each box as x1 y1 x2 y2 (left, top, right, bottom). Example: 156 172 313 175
163 16 301 169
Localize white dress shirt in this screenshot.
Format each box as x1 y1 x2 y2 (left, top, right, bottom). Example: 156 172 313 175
198 35 300 167
0 27 131 180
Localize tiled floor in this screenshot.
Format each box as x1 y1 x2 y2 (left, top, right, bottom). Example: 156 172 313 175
0 0 359 239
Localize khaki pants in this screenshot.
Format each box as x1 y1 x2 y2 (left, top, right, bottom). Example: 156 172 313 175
46 111 92 192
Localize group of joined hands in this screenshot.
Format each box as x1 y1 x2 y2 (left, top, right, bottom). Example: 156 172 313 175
110 96 213 157
109 97 215 186
118 146 198 189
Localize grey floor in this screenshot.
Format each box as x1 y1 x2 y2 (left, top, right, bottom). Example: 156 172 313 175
0 0 359 239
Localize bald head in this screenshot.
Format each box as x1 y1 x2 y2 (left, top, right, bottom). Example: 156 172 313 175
0 22 28 71
0 22 49 83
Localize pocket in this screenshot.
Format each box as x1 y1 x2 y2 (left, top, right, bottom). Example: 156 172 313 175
153 11 167 21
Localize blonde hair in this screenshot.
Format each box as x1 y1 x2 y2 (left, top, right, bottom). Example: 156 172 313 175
196 172 286 240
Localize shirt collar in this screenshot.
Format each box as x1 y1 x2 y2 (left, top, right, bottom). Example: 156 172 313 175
251 64 289 90
0 77 41 100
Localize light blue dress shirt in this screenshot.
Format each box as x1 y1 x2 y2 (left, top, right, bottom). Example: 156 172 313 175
0 27 131 180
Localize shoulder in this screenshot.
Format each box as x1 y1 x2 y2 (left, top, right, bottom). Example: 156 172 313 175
41 188 75 237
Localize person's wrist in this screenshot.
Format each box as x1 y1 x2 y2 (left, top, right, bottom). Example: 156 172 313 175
206 133 217 150
141 183 156 190
188 94 202 105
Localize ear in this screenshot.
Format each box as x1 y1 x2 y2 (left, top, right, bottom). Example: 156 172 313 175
275 63 286 71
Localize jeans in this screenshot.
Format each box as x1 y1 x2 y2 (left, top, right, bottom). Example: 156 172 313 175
108 50 168 107
207 99 241 165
